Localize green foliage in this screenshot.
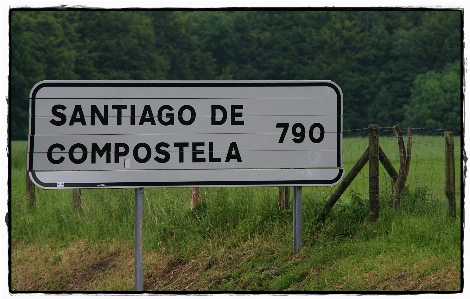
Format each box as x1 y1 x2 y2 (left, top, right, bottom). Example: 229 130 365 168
10 10 462 140
75 11 168 80
10 11 77 139
311 190 368 239
404 61 461 129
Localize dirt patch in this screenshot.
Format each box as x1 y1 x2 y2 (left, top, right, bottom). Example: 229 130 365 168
410 267 461 291
10 240 131 291
368 266 461 291
65 252 119 290
145 256 206 291
143 246 262 291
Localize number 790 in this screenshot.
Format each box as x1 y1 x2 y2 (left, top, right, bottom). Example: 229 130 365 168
275 123 325 144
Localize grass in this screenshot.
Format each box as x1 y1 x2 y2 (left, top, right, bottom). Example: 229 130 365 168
9 136 462 292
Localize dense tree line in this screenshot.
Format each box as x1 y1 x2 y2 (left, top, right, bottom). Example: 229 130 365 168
10 10 462 140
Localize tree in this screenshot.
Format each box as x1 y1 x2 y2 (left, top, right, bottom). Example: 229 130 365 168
404 61 461 129
150 11 217 80
190 11 240 78
308 12 378 130
10 11 78 140
75 11 168 80
371 11 462 128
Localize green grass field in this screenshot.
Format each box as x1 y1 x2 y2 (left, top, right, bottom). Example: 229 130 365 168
10 135 462 292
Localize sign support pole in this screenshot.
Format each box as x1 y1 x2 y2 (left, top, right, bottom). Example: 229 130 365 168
135 187 144 291
293 186 302 253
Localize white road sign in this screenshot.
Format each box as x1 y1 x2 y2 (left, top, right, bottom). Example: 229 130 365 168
28 80 343 188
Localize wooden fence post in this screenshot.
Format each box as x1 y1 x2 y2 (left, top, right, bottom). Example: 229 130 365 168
278 187 290 210
191 187 200 211
26 171 35 209
445 131 456 218
368 124 380 222
73 189 82 211
392 126 412 209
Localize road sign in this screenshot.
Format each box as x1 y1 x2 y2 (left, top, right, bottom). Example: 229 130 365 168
28 80 343 188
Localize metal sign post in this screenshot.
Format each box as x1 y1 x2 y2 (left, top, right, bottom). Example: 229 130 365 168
293 186 302 253
135 187 144 291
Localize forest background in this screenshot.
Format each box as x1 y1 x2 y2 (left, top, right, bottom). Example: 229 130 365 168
10 9 463 141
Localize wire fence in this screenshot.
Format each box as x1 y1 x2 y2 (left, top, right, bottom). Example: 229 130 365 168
339 127 463 203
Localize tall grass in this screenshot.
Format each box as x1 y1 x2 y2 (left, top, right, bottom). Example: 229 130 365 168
11 136 461 244
10 135 462 290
